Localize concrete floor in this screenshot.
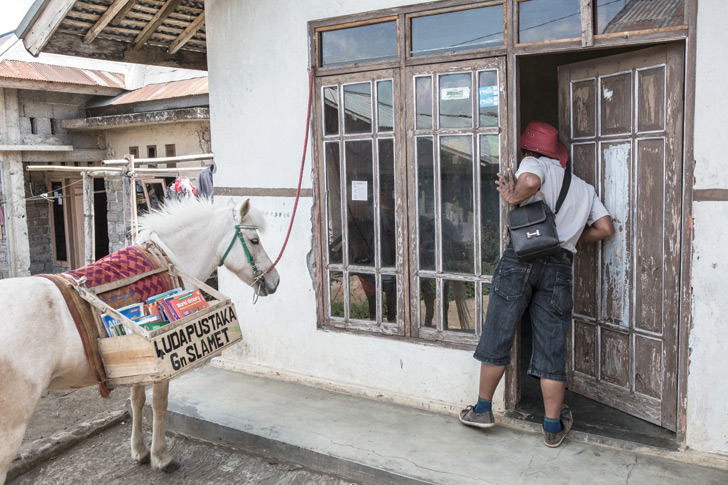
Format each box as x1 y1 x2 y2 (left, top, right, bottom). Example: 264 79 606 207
152 366 728 485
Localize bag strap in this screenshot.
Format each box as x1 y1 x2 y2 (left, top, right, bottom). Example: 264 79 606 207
553 160 571 215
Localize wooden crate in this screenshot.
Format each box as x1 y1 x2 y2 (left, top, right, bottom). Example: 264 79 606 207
75 266 242 386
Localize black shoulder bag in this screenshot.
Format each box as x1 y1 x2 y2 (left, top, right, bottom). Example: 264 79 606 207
507 164 571 263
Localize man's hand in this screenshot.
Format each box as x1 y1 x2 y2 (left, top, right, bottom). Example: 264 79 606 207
495 167 518 204
496 159 540 205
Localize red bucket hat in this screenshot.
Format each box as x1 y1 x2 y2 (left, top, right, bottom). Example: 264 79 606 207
520 121 568 168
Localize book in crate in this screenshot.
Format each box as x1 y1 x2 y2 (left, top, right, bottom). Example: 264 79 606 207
100 288 210 337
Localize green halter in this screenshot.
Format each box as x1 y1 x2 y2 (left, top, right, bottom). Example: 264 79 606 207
218 224 260 275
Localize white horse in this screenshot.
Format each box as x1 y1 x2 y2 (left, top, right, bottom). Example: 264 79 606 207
0 197 280 482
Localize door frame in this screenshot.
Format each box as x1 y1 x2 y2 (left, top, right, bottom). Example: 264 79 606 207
506 34 697 440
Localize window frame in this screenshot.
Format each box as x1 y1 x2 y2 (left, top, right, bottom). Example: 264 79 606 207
405 57 507 345
309 0 690 346
314 68 406 336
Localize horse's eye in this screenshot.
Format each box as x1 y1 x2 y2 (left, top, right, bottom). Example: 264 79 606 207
250 238 260 245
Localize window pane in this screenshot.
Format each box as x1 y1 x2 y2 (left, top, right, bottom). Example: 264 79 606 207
482 283 492 321
377 80 394 132
443 280 475 333
415 76 433 130
480 135 500 275
330 271 344 317
346 140 374 267
478 71 499 128
323 86 339 136
597 0 685 34
440 136 474 274
518 0 581 43
411 6 504 56
350 273 376 321
439 73 472 129
382 275 398 323
378 139 396 268
416 137 435 271
344 83 372 134
320 21 398 67
325 142 343 264
420 277 437 328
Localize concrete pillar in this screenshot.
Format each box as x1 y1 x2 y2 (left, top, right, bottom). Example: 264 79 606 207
0 88 31 277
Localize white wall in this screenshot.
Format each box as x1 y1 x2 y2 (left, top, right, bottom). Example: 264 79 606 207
685 0 728 456
103 121 211 161
204 0 494 413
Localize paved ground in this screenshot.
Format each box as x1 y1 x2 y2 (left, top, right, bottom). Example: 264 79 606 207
8 386 358 485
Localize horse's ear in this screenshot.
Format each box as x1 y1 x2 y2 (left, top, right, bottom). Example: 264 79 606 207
226 198 235 208
239 198 251 220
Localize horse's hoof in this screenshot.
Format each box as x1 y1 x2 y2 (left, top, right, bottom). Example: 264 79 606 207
133 450 150 464
160 459 180 473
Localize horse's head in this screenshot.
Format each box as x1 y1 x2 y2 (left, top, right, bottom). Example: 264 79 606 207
219 199 280 296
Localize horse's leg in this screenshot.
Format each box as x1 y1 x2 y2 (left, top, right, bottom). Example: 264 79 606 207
0 364 46 484
150 380 179 472
130 384 150 464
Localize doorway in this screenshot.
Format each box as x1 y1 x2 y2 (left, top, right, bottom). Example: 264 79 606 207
49 177 109 270
512 42 685 448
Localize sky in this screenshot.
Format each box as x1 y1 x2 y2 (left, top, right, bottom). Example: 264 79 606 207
1 0 36 36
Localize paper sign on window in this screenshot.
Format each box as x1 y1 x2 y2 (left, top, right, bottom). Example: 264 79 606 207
351 181 368 201
479 86 499 107
441 87 470 101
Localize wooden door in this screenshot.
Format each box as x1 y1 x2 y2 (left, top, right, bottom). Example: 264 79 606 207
558 44 684 430
67 180 85 269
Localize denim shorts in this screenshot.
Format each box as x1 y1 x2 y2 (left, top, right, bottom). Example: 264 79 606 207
474 247 573 382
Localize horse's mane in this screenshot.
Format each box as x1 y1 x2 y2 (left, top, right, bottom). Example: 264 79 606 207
137 197 266 236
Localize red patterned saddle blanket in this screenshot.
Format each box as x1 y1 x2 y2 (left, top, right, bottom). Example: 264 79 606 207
36 243 180 397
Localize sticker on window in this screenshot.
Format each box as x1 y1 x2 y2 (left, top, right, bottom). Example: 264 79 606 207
479 86 499 107
351 181 368 201
441 87 470 101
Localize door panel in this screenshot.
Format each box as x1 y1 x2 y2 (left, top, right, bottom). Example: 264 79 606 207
558 44 684 430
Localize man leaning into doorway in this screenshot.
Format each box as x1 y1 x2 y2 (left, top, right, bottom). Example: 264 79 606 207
459 121 614 447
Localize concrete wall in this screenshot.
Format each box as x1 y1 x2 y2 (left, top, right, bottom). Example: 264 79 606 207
685 1 728 456
205 0 488 414
205 0 728 456
105 176 126 253
102 121 211 160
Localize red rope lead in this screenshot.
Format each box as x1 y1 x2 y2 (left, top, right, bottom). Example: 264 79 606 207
266 65 315 274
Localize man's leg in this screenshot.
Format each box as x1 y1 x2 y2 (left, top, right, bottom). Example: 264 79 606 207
540 378 565 419
460 248 532 429
528 254 573 446
479 363 506 401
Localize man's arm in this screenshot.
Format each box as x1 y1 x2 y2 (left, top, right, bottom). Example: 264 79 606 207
495 167 541 205
577 215 614 244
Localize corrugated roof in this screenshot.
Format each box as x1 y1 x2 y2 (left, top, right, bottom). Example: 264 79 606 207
603 0 685 33
0 59 125 88
106 77 208 106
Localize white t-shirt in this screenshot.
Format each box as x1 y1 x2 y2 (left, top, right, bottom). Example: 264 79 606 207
516 155 609 253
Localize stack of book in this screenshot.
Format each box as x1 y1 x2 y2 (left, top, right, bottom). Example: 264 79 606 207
101 288 210 337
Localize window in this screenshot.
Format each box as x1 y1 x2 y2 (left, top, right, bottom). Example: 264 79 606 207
312 1 688 344
410 5 505 56
321 74 400 332
518 0 581 43
129 146 139 157
165 144 176 157
314 10 508 344
320 20 398 67
147 145 157 158
596 0 686 34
